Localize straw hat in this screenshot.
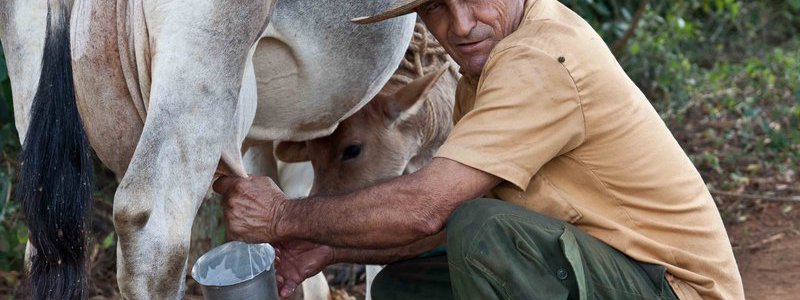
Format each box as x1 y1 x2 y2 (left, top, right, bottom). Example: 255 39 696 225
351 0 433 24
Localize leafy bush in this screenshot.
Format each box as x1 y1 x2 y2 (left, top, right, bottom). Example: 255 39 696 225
562 0 800 196
1 42 26 284
559 0 643 44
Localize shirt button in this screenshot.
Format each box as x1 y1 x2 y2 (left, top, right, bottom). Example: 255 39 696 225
557 268 569 280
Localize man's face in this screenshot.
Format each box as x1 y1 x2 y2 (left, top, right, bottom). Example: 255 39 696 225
417 0 525 77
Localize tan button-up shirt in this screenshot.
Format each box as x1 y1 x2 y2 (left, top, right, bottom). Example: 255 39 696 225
434 0 744 299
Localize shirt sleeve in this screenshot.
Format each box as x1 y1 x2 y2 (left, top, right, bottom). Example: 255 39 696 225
434 44 586 190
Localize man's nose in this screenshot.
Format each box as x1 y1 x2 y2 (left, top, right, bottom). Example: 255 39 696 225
449 2 475 38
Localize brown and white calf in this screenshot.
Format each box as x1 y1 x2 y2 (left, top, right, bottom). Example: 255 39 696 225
275 64 457 196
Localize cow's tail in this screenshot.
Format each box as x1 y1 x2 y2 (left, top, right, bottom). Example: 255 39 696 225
17 0 93 299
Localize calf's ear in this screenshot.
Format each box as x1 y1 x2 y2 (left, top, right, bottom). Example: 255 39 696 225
274 141 309 163
385 64 450 123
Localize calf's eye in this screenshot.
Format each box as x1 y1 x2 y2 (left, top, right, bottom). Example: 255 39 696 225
342 144 362 161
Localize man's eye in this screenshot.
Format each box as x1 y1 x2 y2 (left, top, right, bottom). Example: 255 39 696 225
424 2 444 13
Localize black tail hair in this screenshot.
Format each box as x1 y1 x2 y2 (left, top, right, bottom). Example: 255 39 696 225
17 0 93 299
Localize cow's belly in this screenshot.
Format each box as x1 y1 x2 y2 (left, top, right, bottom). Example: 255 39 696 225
247 0 415 142
72 0 143 178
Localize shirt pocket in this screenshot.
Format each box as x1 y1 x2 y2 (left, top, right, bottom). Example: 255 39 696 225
495 173 584 224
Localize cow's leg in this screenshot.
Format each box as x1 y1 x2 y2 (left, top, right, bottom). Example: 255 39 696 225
365 265 385 300
0 0 48 276
0 0 48 143
111 1 275 299
276 160 315 198
242 140 279 181
300 273 331 300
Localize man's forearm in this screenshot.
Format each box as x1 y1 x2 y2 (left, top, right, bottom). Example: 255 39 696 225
330 231 447 265
274 159 500 249
277 171 445 248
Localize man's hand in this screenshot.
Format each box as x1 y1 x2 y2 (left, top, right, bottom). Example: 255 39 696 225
273 240 335 298
213 176 287 243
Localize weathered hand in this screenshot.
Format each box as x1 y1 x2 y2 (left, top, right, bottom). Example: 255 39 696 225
213 176 287 243
273 240 335 298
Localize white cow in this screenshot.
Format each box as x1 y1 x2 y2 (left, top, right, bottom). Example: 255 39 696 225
0 0 414 298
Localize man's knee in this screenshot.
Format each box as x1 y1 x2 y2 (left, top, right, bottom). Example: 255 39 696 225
446 199 565 267
446 199 516 267
447 198 533 246
447 198 505 232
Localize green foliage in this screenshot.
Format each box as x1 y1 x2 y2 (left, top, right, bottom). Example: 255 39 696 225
562 0 800 196
559 0 642 43
1 43 13 128
0 42 25 276
101 232 115 250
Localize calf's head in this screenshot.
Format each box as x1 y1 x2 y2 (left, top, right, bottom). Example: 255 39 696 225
275 66 452 196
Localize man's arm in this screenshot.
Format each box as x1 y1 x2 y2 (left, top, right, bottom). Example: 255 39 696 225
280 158 498 248
330 230 447 265
214 157 499 249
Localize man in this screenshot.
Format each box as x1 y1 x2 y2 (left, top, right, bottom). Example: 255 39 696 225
214 0 745 299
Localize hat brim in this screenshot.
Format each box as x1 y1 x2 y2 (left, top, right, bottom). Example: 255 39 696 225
351 0 432 24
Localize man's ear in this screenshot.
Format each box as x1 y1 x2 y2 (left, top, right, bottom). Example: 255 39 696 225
274 141 309 163
384 64 450 123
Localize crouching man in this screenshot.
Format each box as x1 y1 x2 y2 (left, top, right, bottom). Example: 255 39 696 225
214 0 744 299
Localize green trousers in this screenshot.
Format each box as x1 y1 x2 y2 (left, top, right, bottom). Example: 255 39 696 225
371 199 678 300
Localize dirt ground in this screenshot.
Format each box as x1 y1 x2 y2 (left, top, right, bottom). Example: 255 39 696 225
725 201 800 300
